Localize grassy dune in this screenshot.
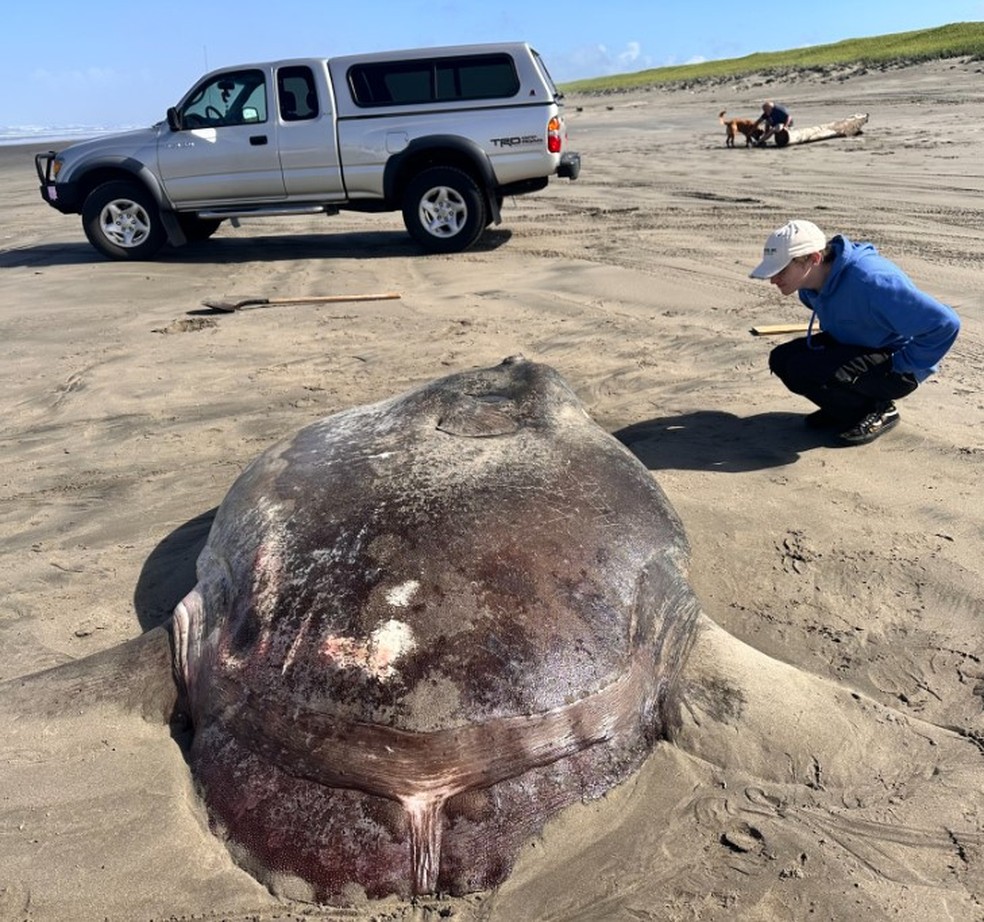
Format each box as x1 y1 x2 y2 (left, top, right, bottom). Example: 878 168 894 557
561 21 984 93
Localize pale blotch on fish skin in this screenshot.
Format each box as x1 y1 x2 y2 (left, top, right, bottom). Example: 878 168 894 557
253 542 285 622
249 498 290 625
321 619 417 680
386 579 420 608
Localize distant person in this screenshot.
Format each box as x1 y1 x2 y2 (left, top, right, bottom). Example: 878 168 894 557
754 100 792 146
749 219 961 445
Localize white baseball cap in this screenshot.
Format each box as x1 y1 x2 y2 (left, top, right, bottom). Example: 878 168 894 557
749 220 827 279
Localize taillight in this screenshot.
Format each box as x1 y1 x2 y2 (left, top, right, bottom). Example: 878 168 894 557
547 116 563 154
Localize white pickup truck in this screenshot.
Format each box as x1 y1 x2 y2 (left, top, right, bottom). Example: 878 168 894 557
35 42 580 260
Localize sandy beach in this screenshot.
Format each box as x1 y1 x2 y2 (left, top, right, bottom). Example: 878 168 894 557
1 58 982 921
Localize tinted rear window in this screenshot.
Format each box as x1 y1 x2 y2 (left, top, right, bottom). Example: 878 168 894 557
348 54 519 107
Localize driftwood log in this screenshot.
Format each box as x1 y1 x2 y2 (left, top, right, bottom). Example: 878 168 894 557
775 113 869 148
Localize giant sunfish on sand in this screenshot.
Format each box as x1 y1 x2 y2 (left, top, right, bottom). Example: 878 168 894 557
172 354 700 900
3 356 982 910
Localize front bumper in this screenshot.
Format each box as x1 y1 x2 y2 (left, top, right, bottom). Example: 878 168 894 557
35 151 80 213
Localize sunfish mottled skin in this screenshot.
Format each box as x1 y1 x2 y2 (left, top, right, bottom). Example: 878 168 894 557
172 356 700 901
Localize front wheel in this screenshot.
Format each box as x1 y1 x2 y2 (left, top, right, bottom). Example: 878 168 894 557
82 180 167 260
402 167 486 254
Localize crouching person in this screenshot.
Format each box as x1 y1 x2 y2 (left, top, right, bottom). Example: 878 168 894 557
749 219 960 445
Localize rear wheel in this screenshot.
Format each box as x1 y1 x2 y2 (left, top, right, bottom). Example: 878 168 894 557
82 180 167 260
402 167 486 253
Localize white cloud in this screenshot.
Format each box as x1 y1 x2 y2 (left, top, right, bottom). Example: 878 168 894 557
617 41 643 66
31 66 120 89
551 40 655 81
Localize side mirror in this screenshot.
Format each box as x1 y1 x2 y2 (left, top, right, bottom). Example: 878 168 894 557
166 107 183 131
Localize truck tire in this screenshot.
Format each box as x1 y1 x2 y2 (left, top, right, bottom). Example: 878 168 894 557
402 167 486 253
82 180 167 260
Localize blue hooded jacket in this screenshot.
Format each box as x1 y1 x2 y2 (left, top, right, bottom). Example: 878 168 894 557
799 235 960 382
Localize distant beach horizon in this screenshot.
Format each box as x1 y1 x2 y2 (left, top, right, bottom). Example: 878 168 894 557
0 124 143 147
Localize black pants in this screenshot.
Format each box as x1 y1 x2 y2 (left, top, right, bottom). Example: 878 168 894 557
769 332 918 422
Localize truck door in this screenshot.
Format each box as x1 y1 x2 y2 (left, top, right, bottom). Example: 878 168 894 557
158 68 286 205
276 64 345 199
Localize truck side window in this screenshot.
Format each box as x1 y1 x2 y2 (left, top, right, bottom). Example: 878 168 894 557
436 59 519 99
348 54 519 108
180 69 268 128
278 66 318 122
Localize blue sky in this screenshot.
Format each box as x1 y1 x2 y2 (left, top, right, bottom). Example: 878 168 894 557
3 1 981 128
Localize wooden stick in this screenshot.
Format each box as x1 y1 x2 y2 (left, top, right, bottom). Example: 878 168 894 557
203 292 401 312
750 322 812 336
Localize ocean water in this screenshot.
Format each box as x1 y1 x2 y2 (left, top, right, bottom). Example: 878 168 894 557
0 125 141 147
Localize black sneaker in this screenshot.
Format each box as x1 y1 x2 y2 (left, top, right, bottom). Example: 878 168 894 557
838 405 900 445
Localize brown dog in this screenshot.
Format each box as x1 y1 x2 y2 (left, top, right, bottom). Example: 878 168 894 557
719 110 764 148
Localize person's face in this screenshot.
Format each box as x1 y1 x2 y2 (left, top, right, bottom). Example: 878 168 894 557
770 255 815 295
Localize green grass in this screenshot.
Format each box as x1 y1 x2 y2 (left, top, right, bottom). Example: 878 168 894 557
561 22 984 93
